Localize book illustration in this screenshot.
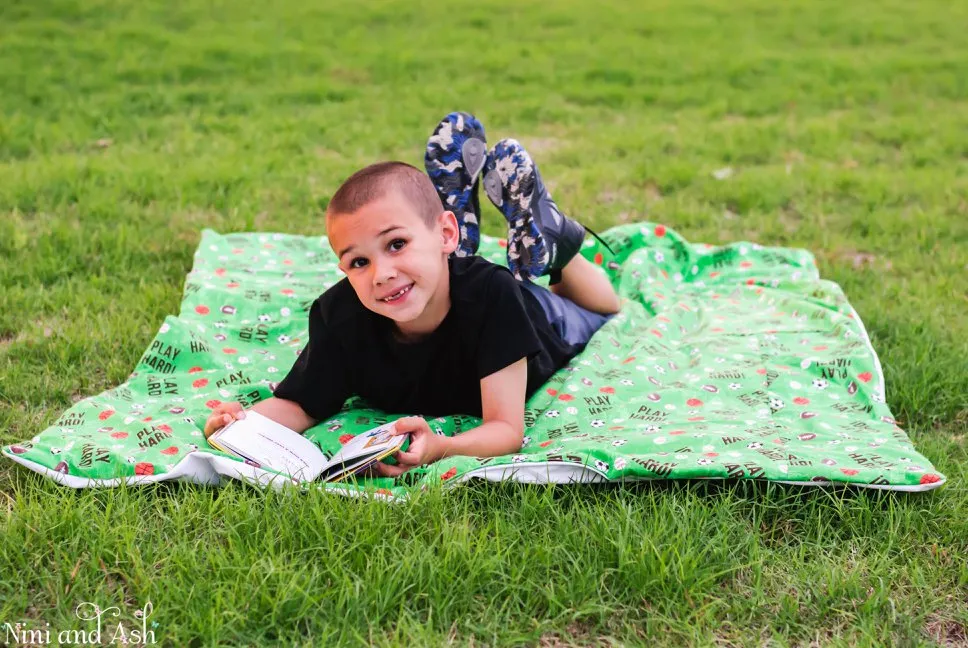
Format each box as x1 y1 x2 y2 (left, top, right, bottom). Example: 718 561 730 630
362 429 395 449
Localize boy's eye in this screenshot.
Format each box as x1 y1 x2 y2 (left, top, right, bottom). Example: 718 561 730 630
346 239 406 270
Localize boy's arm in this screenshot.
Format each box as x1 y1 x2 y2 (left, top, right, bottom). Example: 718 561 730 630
440 357 527 458
205 396 318 438
250 397 318 434
381 358 527 474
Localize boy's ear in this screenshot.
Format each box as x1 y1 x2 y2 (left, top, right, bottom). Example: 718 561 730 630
439 210 460 254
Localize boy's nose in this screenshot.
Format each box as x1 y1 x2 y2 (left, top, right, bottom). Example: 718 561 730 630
372 259 397 285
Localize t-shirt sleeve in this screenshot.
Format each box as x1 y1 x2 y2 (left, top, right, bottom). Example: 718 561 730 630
475 267 544 379
272 297 352 422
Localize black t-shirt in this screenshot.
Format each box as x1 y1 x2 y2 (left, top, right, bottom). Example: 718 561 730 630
272 256 577 421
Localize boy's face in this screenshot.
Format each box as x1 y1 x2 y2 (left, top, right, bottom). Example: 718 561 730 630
328 193 460 331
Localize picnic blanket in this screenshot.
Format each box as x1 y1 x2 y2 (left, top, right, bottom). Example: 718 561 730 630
3 223 946 499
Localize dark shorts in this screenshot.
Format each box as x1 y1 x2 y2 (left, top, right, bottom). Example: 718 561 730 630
518 280 613 349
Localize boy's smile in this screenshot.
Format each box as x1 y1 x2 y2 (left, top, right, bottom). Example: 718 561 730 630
328 192 460 340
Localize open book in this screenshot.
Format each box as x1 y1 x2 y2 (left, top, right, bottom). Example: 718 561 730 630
207 411 405 483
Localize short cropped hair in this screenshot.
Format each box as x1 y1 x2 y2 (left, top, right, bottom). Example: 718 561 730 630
326 161 442 229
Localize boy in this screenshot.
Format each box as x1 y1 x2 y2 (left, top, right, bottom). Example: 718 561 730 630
204 112 620 477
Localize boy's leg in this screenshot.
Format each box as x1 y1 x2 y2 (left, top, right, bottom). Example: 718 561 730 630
424 112 487 258
551 254 620 315
483 137 620 315
518 280 613 350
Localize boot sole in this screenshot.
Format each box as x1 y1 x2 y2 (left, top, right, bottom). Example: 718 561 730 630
425 113 486 257
484 141 550 280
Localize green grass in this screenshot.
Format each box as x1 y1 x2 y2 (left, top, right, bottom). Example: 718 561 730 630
1 0 966 645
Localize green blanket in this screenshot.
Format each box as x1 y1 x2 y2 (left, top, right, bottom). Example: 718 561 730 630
3 223 945 498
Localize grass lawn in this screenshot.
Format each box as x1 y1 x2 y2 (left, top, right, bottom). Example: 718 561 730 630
1 0 967 645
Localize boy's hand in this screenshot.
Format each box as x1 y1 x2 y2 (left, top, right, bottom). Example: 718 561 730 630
372 416 445 477
203 401 246 439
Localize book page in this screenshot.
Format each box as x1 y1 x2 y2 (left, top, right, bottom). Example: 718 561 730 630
210 411 329 481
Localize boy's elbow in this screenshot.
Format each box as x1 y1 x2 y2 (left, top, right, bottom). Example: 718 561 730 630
507 421 525 452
